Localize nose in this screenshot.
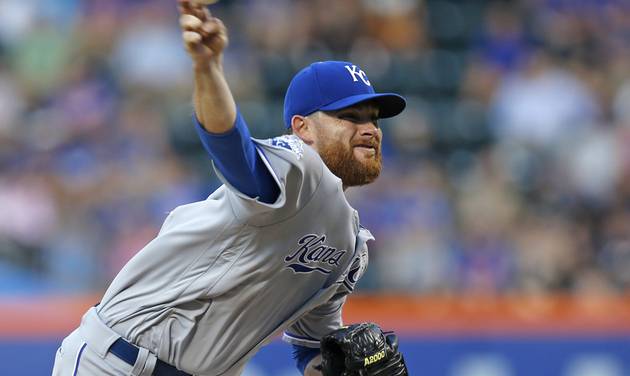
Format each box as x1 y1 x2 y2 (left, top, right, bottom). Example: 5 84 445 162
358 121 379 137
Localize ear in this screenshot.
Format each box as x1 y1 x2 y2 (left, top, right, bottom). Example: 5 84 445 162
291 115 315 145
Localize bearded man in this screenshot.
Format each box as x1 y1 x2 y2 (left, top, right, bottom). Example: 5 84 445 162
52 2 408 375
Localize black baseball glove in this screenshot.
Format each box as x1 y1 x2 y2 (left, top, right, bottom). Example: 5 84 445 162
320 322 409 376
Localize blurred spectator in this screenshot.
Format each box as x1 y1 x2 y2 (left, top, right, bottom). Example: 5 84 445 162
0 0 629 298
489 50 599 148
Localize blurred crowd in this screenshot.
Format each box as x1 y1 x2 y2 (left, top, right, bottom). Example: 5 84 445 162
0 0 628 296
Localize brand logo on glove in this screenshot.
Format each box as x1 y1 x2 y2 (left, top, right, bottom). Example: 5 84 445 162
284 234 347 275
364 350 386 366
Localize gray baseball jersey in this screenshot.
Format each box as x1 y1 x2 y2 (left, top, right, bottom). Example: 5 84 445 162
93 135 372 375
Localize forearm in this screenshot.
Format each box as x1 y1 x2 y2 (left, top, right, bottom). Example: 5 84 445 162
179 1 234 133
193 59 236 134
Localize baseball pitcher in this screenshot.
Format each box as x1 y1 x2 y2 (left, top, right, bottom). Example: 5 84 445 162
52 1 408 375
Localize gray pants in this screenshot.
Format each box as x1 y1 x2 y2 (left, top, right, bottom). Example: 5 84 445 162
51 307 248 376
52 307 159 376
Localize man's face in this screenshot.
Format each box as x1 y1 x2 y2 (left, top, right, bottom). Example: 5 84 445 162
307 103 382 187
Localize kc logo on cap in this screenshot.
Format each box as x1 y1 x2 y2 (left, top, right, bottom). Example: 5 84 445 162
344 65 371 86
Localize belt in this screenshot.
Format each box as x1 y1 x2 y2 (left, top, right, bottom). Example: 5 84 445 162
109 337 191 376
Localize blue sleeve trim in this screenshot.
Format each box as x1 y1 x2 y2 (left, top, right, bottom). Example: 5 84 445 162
292 344 321 374
194 112 279 203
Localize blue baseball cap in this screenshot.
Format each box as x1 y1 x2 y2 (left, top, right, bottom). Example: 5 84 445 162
283 61 406 128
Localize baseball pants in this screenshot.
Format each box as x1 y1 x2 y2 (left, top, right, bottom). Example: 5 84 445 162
52 307 160 376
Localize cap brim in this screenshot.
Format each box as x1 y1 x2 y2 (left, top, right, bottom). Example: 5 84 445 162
319 93 406 119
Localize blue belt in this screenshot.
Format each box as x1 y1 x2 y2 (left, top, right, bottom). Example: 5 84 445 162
109 338 191 376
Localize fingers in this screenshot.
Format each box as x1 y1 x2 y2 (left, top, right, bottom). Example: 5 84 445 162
180 14 224 48
178 0 212 34
206 17 226 38
180 13 203 54
178 0 228 59
183 31 202 45
178 0 208 16
178 0 210 27
180 14 203 30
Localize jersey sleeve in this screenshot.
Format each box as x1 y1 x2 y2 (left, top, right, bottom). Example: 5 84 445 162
194 112 279 204
282 293 347 348
216 134 325 226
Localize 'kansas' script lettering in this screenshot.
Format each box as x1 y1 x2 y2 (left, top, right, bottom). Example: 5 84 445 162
284 234 347 274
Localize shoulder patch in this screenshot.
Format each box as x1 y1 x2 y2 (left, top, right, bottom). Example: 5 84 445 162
268 135 304 160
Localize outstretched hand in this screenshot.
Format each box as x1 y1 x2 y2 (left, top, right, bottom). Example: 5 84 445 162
178 0 228 67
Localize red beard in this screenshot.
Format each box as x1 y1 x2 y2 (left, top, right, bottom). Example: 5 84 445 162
318 140 382 187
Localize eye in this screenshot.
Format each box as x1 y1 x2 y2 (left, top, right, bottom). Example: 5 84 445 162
339 113 359 123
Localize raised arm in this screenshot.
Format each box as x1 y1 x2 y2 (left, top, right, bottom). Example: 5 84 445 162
177 1 279 203
178 0 235 133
